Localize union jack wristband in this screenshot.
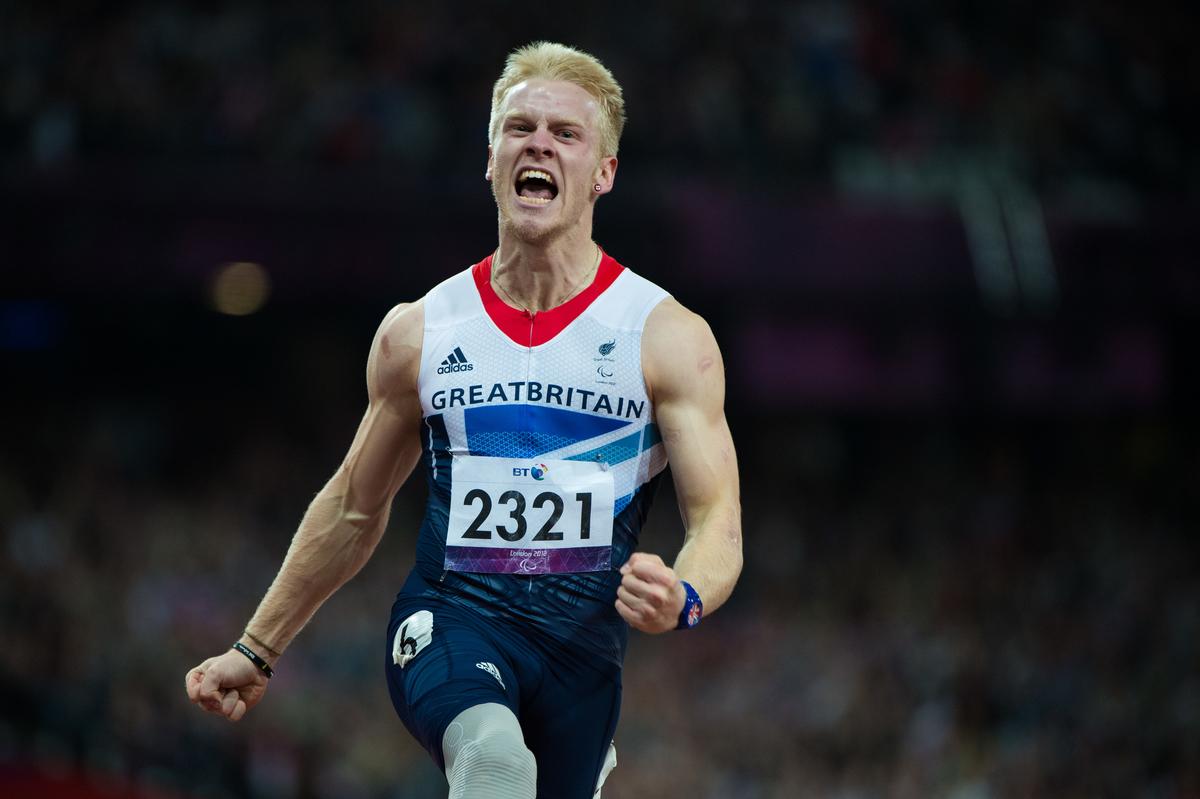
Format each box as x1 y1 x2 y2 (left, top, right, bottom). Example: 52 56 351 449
675 581 703 630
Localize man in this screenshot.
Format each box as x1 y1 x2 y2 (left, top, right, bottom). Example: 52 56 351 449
186 41 742 799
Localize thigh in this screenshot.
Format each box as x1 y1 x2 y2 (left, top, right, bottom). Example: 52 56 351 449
384 598 521 771
521 656 622 799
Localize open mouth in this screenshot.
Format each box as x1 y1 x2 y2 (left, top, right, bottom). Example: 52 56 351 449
514 168 558 205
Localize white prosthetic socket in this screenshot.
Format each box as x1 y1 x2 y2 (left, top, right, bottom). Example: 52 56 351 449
442 703 537 799
593 742 617 798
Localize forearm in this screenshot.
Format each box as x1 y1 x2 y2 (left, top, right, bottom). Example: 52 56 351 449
243 481 389 661
672 501 742 614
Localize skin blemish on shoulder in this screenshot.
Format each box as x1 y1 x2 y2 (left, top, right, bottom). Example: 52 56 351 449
698 356 714 373
381 335 392 359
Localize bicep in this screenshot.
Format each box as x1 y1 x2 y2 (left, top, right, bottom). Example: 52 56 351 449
336 391 423 519
647 305 739 531
334 303 425 519
659 399 739 532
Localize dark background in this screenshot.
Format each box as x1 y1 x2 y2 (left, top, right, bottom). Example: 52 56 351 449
2 2 1198 797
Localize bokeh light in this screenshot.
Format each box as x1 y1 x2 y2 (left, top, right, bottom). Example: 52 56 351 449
211 261 271 316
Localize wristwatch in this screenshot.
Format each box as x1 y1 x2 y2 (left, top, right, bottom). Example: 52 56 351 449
675 581 703 630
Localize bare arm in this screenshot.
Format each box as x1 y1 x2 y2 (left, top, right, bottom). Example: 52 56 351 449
186 301 425 720
615 299 743 634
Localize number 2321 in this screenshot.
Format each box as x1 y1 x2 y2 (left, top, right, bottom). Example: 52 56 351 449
461 489 593 543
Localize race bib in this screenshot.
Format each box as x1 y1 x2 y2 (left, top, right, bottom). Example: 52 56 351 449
445 456 615 574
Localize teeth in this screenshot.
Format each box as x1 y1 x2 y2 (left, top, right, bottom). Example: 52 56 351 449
518 169 555 185
519 195 552 205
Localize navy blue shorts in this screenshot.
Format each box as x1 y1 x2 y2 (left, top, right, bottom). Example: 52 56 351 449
384 594 622 799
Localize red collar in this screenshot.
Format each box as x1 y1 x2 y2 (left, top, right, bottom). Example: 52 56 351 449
472 250 624 346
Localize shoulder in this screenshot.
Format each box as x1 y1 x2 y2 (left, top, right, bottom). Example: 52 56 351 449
368 300 425 400
377 300 425 343
642 298 723 404
643 297 711 341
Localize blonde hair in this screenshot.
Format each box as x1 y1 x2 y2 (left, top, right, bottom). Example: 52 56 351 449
488 42 626 158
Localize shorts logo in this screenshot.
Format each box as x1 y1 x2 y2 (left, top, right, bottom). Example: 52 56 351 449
476 661 505 690
392 610 433 668
530 463 548 481
397 627 418 658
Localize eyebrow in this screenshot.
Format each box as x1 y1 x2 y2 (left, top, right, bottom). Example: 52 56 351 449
504 112 587 129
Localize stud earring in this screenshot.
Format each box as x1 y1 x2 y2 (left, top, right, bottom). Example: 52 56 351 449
594 184 602 192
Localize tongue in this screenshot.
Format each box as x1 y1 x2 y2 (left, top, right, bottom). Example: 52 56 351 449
519 183 554 201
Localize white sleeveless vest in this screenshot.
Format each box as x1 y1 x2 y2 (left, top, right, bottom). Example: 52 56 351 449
416 251 670 575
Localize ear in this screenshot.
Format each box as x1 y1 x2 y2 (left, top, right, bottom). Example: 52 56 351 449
593 156 618 196
485 145 493 181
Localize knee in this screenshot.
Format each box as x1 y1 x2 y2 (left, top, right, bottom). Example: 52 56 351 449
444 705 536 798
452 728 536 782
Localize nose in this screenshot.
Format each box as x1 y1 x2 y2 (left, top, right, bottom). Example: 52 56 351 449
525 124 555 158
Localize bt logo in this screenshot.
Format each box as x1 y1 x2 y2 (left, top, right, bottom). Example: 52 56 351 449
512 464 549 480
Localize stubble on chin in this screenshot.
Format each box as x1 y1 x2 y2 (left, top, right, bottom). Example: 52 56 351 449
501 213 562 246
497 192 569 245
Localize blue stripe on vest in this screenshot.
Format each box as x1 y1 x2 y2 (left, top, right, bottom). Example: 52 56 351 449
567 429 644 467
465 404 631 458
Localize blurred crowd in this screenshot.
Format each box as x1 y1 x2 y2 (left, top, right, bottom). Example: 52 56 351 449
2 1 1194 196
1 365 1196 797
2 2 1197 798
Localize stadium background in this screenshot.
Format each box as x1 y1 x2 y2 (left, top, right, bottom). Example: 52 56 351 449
2 2 1197 797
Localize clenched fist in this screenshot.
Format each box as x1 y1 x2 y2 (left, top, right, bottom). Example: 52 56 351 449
185 648 271 722
615 552 686 634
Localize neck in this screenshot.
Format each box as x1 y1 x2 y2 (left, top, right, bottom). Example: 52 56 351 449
492 228 600 313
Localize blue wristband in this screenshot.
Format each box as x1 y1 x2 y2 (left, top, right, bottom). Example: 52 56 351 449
675 581 703 630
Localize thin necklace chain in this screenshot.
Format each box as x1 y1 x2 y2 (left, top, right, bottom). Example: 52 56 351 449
492 245 602 314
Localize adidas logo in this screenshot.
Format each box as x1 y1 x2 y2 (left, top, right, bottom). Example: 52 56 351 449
437 346 474 374
476 661 505 689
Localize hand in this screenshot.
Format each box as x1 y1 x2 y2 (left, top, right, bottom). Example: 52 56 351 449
185 648 270 722
615 552 686 634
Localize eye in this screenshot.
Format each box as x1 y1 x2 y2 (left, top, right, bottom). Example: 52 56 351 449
558 130 576 139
